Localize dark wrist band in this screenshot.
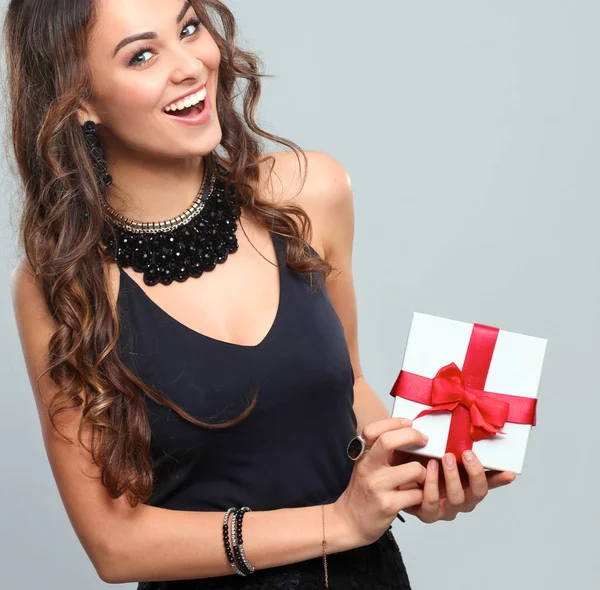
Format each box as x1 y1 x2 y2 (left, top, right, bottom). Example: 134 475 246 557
232 507 255 575
223 508 247 576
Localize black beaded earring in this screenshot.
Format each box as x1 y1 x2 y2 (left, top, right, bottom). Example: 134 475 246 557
82 120 113 188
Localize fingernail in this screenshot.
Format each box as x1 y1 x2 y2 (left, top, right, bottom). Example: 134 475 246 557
444 454 455 468
422 433 429 443
507 472 516 482
463 450 474 463
399 418 412 426
428 459 438 472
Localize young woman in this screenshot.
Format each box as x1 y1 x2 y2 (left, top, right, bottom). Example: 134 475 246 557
6 0 516 588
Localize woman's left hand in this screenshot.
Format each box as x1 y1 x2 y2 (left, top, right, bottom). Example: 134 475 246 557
390 448 516 523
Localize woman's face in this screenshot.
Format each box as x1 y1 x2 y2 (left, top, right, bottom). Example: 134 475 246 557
81 0 222 160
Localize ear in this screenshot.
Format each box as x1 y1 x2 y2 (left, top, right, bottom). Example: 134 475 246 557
76 102 102 127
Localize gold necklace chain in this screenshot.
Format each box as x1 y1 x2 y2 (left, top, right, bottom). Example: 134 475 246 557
99 166 216 234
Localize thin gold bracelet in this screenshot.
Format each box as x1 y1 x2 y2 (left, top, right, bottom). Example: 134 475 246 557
321 504 329 589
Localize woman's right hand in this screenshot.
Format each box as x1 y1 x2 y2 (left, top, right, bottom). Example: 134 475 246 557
333 417 429 547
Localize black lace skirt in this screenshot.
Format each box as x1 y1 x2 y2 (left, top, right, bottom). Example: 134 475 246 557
137 528 411 589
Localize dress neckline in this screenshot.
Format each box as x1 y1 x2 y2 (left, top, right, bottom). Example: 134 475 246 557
117 232 285 350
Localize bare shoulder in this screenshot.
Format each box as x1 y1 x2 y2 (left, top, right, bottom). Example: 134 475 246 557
11 257 121 324
10 258 61 425
256 150 353 260
10 259 51 336
10 257 87 441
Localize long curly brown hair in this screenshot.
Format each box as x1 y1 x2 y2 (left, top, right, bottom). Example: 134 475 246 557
3 0 334 507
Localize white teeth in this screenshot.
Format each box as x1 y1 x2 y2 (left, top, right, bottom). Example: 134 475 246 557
164 87 207 112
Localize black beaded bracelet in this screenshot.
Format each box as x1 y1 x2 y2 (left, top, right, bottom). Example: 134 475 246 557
232 507 255 575
222 508 247 576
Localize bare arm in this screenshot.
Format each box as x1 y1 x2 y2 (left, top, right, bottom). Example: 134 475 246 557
253 150 394 437
101 502 350 583
352 376 392 435
10 261 358 584
303 151 392 435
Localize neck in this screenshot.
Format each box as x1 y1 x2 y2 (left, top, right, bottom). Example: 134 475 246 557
102 151 208 223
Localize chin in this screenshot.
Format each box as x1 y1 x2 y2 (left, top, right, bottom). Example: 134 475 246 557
166 125 223 159
191 126 222 156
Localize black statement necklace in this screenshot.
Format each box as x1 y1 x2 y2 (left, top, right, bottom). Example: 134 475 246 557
101 157 241 286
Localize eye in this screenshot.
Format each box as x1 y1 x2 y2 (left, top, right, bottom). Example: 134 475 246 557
181 17 201 38
127 17 203 68
128 47 153 68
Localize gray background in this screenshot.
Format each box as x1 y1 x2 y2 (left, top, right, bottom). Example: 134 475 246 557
1 0 597 588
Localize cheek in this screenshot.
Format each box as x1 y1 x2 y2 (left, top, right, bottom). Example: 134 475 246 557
208 45 221 71
201 33 221 72
104 78 164 119
206 43 221 102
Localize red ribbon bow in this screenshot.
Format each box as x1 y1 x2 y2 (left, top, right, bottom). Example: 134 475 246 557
416 362 510 442
390 322 537 464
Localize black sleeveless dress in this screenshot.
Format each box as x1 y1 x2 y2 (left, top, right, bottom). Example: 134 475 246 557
116 232 412 589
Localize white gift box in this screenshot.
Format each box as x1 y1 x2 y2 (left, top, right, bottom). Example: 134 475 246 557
390 312 547 473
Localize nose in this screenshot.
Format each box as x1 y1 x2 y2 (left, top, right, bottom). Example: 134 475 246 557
169 44 205 83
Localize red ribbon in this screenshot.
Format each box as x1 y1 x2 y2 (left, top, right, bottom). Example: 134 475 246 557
390 323 537 464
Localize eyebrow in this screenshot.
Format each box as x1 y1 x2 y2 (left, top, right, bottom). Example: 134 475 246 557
112 1 192 58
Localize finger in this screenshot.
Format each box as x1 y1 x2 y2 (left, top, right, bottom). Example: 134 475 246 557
396 481 422 491
486 470 517 490
442 453 465 507
398 488 425 511
388 460 427 489
361 417 413 448
460 450 488 502
389 449 431 468
420 459 441 523
367 427 429 466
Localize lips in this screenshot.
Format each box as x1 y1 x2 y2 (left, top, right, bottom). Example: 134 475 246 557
162 90 212 126
167 102 204 117
163 83 207 112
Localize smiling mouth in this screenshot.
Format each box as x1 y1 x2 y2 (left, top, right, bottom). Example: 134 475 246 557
166 101 205 118
164 85 208 118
